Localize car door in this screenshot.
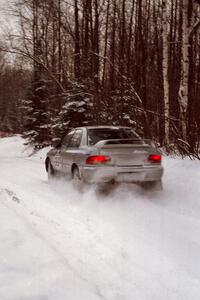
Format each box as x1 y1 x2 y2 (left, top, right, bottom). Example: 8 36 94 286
61 129 83 174
52 146 62 172
59 130 75 173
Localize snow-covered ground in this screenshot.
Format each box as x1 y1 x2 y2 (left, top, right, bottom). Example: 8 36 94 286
0 136 200 300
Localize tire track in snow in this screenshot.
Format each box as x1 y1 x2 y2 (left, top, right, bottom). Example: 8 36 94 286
0 188 20 203
0 188 110 300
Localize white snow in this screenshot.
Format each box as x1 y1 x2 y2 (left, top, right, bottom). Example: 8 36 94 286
0 136 200 300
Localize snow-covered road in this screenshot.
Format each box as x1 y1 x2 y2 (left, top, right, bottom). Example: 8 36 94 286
0 136 200 300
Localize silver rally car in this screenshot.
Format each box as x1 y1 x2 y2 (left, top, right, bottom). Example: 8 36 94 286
45 126 163 189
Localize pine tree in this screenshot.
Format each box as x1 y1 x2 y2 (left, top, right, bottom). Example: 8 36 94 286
52 81 94 138
22 79 52 146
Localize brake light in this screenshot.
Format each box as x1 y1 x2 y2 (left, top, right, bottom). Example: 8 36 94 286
148 154 161 163
86 155 111 164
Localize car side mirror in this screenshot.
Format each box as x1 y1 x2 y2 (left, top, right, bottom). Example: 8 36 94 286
52 139 61 149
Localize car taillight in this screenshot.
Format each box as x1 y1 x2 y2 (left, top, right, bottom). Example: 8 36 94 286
86 155 111 164
148 154 161 163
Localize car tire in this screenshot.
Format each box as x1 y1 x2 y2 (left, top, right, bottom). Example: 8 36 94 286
72 166 84 188
47 160 55 180
72 166 81 181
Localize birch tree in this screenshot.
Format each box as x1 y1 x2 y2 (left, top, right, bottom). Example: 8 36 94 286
162 0 170 144
178 0 190 140
178 0 200 140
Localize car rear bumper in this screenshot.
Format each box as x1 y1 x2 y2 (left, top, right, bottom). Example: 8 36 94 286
80 164 163 183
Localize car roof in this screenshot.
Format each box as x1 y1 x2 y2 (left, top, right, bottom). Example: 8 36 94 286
75 126 132 130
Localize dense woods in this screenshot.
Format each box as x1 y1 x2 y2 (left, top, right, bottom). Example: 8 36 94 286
0 0 200 157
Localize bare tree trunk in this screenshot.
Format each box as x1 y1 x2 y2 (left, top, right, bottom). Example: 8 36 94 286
127 0 135 77
58 0 62 84
93 0 100 123
109 0 117 91
52 2 56 77
33 0 40 84
119 0 126 122
162 0 170 144
74 0 81 79
82 0 90 78
178 0 189 140
102 0 110 87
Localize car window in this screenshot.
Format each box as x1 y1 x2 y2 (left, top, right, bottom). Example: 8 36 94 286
61 131 75 148
68 130 83 148
87 128 139 145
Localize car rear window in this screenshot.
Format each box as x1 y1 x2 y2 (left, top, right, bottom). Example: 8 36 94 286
87 128 139 145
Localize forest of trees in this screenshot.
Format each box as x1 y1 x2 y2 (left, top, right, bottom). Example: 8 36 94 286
0 0 200 158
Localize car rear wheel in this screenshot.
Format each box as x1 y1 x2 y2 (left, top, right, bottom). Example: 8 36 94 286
72 166 85 191
72 166 81 181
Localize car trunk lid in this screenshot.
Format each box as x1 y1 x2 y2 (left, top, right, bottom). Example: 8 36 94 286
96 139 150 166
